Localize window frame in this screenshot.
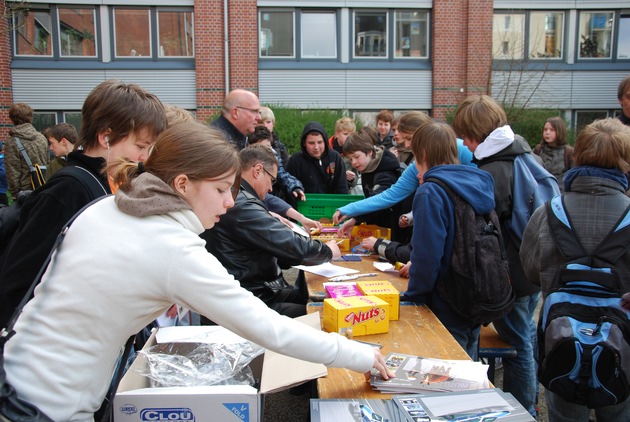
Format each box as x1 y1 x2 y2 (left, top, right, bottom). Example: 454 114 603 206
393 9 430 59
577 10 615 60
258 8 296 59
156 7 195 58
300 10 338 59
352 9 389 60
57 6 98 58
618 13 630 60
528 11 565 60
13 6 54 57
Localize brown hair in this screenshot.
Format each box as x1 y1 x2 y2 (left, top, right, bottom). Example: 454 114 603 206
542 117 567 146
78 80 167 151
110 122 240 192
248 125 272 144
9 103 34 125
43 123 79 145
573 119 630 173
452 95 508 143
376 109 394 124
397 111 432 135
343 127 377 155
411 121 459 169
239 143 278 170
618 75 630 101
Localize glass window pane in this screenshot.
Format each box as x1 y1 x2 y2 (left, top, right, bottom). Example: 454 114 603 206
301 12 336 58
529 12 563 59
158 10 194 57
395 10 428 58
63 112 82 135
492 13 524 59
618 15 630 59
15 9 52 56
114 8 151 57
259 11 294 57
575 110 608 132
579 12 614 58
32 113 57 132
58 7 96 57
354 11 387 58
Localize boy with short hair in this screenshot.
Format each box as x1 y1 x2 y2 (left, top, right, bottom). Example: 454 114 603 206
329 117 359 191
42 123 78 180
259 106 290 164
286 121 349 194
452 94 544 417
375 109 395 149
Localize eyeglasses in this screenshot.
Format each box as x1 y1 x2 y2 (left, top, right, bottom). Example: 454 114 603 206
236 106 262 116
262 167 277 185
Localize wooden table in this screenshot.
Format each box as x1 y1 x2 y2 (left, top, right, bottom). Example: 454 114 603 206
305 255 409 301
307 302 471 399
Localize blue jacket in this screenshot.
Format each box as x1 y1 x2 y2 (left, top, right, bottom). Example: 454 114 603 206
406 165 495 324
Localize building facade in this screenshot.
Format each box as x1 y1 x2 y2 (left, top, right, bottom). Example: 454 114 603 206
0 0 628 139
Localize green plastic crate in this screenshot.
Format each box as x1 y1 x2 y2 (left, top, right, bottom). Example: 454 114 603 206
298 193 365 220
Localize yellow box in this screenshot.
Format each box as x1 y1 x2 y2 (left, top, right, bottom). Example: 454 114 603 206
356 280 400 321
311 234 350 251
323 296 390 337
350 224 391 244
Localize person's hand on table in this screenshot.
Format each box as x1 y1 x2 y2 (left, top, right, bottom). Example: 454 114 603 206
297 216 322 234
332 210 347 225
364 348 396 381
337 218 356 237
361 236 377 251
292 188 306 202
325 239 342 260
399 261 411 278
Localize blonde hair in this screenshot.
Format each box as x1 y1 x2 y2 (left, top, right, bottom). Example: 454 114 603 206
452 95 507 143
110 121 240 192
164 104 196 127
259 106 275 123
411 121 459 169
573 119 630 173
335 117 356 133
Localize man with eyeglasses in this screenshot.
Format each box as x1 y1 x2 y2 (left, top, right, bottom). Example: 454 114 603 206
201 144 342 318
211 89 261 150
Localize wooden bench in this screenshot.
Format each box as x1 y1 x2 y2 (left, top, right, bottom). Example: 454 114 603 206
479 324 517 384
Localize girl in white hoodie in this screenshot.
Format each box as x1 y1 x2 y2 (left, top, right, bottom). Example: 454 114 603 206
4 122 393 421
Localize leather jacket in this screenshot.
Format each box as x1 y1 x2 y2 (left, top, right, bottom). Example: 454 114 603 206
201 179 332 300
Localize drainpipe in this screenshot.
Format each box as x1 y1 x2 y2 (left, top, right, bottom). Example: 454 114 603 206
224 0 230 94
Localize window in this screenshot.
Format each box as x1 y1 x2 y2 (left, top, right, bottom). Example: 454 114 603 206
58 7 96 57
575 110 608 131
354 11 387 58
301 12 336 58
64 112 82 134
618 14 630 59
15 9 52 56
529 12 564 59
579 11 614 59
394 11 429 58
259 10 294 57
114 8 151 57
158 10 194 57
32 113 57 132
493 13 525 60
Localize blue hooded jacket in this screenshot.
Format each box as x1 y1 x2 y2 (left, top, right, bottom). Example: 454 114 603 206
406 165 495 322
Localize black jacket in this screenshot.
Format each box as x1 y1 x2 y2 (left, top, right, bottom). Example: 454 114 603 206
210 114 247 150
286 122 348 194
0 152 110 327
201 180 332 301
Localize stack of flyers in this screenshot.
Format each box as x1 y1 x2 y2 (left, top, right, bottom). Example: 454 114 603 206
371 353 490 394
392 388 535 422
310 398 402 422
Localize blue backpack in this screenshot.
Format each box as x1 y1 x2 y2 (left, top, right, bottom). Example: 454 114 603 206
508 153 560 242
538 195 630 408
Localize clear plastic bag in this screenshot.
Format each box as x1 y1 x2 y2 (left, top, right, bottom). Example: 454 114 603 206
137 340 264 388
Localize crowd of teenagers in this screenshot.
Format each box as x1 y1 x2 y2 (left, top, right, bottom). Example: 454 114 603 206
0 75 629 421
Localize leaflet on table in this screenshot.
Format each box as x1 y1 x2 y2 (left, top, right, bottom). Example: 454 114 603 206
310 398 402 422
292 262 360 278
393 388 535 422
373 261 400 273
371 353 490 394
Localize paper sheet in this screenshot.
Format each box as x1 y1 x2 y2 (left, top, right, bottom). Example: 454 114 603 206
420 390 513 417
292 262 359 277
372 261 399 273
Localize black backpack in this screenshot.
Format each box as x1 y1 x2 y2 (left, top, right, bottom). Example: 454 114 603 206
426 178 514 325
538 196 630 408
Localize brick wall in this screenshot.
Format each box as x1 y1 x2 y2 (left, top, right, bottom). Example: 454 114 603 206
432 0 493 120
195 0 258 123
0 0 14 140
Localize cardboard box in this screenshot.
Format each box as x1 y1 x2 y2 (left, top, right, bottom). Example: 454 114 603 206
356 280 400 321
115 313 326 422
311 234 350 251
350 224 391 244
323 281 363 298
323 295 390 337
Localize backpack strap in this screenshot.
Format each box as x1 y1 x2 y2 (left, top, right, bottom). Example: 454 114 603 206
14 137 35 172
53 165 109 199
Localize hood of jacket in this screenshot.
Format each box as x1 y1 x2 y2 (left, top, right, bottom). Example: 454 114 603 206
424 165 496 215
300 122 329 156
363 146 400 174
115 172 192 218
9 123 42 141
